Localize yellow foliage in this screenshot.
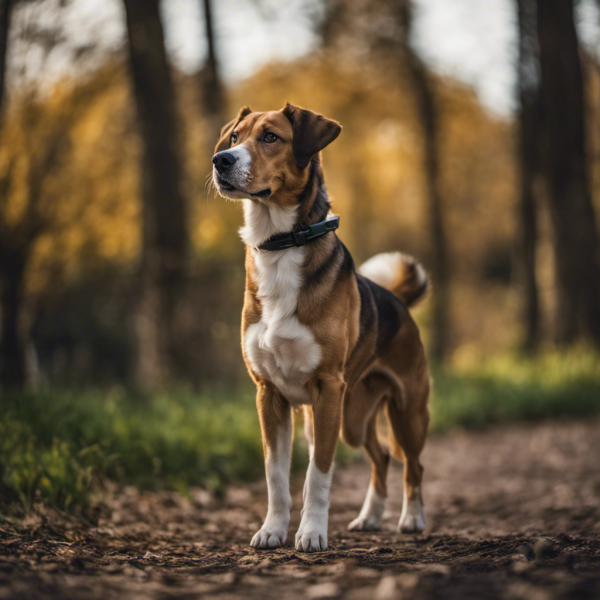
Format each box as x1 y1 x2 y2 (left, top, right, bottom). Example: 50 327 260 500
0 52 541 354
0 63 140 296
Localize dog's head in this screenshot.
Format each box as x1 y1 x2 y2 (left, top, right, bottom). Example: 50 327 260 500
211 104 341 205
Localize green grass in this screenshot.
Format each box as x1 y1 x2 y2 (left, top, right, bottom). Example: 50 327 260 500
430 349 600 431
1 350 599 513
0 386 268 512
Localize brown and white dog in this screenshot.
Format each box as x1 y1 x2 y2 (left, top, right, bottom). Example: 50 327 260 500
212 104 431 553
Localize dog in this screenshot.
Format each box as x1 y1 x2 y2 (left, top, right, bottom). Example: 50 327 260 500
212 103 431 553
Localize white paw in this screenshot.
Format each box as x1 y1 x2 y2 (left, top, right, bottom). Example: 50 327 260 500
348 514 382 531
250 527 287 549
295 529 328 552
398 513 425 533
296 460 332 552
398 488 425 534
398 497 425 534
348 484 385 531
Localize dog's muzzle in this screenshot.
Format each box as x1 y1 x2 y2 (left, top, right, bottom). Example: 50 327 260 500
212 149 271 199
212 151 237 175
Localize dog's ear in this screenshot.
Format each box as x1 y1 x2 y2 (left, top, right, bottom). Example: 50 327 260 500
214 106 253 152
282 103 342 169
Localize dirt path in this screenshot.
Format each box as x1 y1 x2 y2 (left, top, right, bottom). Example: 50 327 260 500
1 418 600 600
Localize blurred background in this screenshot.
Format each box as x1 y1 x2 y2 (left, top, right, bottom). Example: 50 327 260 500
1 0 600 510
1 0 600 388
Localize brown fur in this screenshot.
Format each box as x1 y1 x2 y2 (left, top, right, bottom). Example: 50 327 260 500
213 104 431 547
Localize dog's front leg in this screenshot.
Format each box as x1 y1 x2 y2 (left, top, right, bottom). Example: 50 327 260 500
296 374 345 553
250 382 293 549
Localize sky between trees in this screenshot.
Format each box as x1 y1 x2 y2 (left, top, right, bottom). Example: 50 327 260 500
7 0 600 118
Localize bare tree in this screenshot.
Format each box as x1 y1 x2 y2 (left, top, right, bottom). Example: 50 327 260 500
397 0 450 362
122 0 189 385
0 90 94 387
318 0 451 361
0 0 16 385
0 222 28 387
0 0 12 118
199 0 225 147
536 0 600 345
515 0 541 350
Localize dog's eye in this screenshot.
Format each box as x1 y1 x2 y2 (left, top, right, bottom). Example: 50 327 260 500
263 132 278 144
230 132 238 145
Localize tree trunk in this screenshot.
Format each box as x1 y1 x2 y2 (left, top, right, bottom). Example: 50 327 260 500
536 0 600 345
0 250 27 387
398 0 450 362
200 0 225 148
122 0 189 386
0 0 22 387
516 0 541 350
0 0 12 118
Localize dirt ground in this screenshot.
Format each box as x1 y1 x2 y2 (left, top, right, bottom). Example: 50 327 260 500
1 418 599 600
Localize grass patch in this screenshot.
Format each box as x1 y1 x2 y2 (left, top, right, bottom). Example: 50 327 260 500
0 387 265 512
1 350 599 512
0 386 356 513
430 349 600 431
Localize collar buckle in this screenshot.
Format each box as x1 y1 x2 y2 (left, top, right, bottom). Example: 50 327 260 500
292 230 308 246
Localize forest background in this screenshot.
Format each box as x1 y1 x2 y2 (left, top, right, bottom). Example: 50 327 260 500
1 0 600 510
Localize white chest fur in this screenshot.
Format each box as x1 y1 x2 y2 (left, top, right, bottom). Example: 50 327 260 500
241 207 323 408
244 246 322 405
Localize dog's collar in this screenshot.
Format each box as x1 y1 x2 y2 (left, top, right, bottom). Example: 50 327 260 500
256 216 340 251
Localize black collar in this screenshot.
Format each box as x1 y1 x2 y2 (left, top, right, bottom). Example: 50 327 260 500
257 216 340 251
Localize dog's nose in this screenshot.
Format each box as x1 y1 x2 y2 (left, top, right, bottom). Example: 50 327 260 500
212 151 237 174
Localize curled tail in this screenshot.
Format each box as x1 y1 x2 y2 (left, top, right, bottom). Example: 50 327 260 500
358 252 429 308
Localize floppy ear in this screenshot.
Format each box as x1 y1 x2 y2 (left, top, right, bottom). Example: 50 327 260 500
282 103 342 169
214 106 253 153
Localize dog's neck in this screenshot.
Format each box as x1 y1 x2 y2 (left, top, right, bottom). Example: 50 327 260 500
239 156 331 249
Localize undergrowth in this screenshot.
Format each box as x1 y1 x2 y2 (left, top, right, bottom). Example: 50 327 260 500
430 349 600 431
1 349 598 513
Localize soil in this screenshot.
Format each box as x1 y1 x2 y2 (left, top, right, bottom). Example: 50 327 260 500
1 418 600 600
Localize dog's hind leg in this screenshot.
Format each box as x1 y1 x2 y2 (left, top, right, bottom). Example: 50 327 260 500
348 410 390 531
375 320 430 534
384 354 430 534
343 373 393 531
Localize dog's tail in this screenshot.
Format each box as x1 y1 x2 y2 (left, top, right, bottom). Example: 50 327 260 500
358 252 429 309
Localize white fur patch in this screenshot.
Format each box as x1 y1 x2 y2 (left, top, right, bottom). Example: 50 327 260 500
348 482 386 531
295 460 333 552
242 201 321 405
239 200 297 248
398 487 425 533
222 143 252 187
250 420 292 549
